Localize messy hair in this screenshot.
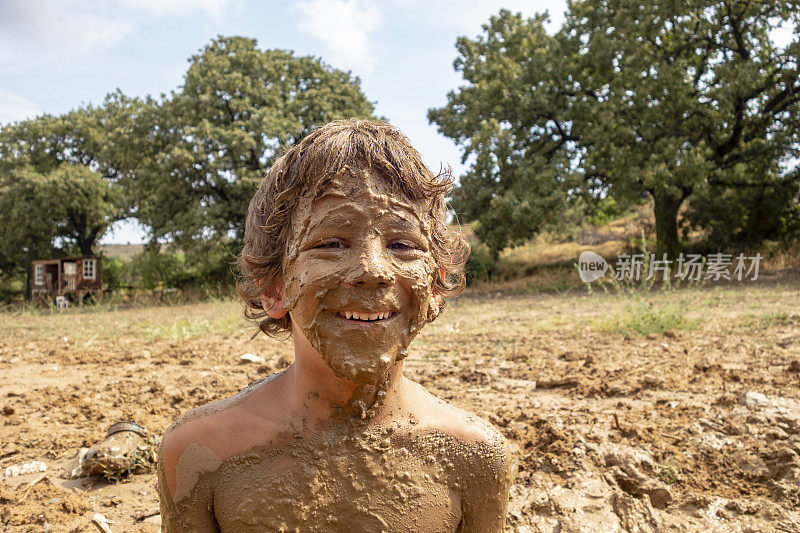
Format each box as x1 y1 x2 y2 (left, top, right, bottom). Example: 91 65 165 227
236 119 469 338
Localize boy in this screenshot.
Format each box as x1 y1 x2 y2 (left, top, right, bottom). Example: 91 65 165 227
157 120 514 532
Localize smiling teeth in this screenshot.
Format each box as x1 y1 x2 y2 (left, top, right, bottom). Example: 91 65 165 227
343 311 391 321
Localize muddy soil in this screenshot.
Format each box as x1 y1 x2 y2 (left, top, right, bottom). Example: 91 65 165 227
1 281 799 532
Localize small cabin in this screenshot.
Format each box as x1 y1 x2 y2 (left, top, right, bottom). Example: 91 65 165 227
30 256 102 304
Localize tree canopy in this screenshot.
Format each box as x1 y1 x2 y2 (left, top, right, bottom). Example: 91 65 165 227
430 1 800 257
0 165 118 283
0 35 376 289
130 36 376 252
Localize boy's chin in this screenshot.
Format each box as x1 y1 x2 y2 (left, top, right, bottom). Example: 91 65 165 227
312 338 407 386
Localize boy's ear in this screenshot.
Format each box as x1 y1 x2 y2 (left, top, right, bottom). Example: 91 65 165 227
428 268 447 323
259 280 288 319
432 267 446 294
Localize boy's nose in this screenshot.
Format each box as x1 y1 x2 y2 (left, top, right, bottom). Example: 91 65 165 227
344 241 394 288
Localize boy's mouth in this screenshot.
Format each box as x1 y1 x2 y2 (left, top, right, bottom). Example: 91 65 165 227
334 310 396 323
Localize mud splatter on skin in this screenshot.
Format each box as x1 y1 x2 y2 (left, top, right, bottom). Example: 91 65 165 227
173 443 222 502
158 169 514 531
160 379 514 532
282 169 439 385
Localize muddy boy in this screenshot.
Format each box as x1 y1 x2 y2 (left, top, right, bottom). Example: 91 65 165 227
157 120 514 532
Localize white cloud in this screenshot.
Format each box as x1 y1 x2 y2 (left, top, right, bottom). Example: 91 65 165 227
294 0 383 72
114 0 233 17
0 88 42 125
389 0 565 35
0 0 135 72
0 0 236 73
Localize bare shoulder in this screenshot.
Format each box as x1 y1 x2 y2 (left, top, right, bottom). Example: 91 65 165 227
158 394 240 499
403 379 514 478
159 372 287 499
402 378 515 531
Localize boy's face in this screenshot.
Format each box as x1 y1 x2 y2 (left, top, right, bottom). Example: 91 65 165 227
281 169 437 385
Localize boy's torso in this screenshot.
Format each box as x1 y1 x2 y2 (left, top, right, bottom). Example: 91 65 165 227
164 376 508 532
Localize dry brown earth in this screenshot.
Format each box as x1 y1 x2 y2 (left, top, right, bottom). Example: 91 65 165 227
1 277 799 531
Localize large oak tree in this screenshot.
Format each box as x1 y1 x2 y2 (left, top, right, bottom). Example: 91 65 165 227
430 2 800 257
0 165 118 292
131 36 376 252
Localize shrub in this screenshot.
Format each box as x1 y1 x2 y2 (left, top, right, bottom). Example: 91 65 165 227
464 243 497 284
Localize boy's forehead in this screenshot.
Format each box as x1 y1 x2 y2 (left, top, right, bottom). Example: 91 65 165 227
319 168 419 203
296 169 430 230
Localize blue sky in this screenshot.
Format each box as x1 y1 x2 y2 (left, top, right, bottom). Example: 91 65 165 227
0 0 567 244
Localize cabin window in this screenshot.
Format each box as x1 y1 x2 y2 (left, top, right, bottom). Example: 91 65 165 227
83 259 96 280
64 262 77 275
34 264 44 285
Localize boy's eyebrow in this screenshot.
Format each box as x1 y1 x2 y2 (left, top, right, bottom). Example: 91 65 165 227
385 216 422 232
307 213 357 231
305 206 425 235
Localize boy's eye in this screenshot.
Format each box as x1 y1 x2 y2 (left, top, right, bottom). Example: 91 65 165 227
388 241 419 252
314 240 347 249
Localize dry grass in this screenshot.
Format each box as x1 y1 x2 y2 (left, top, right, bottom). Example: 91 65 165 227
762 239 800 271
3 281 798 348
0 298 248 343
500 239 626 269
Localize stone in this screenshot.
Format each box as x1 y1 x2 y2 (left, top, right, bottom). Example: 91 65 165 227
738 391 768 409
766 427 789 441
240 353 265 364
4 460 47 477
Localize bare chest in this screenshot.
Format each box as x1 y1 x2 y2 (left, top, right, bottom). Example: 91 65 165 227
209 438 462 533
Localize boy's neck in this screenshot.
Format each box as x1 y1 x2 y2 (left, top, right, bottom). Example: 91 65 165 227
286 343 405 424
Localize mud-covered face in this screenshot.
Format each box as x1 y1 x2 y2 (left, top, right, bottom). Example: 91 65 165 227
282 170 437 384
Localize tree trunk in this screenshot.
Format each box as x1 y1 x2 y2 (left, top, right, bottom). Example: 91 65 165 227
78 240 94 256
652 191 685 260
24 259 32 301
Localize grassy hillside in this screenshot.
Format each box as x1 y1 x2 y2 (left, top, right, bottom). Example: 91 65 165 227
97 244 145 261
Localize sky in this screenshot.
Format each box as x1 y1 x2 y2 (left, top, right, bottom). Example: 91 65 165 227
0 0 567 244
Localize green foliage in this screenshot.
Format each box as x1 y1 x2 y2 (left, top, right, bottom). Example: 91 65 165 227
594 292 697 336
101 257 132 290
0 168 63 280
589 197 630 227
0 165 119 286
430 3 800 258
49 165 121 254
464 242 498 283
684 178 800 249
737 311 800 332
129 36 376 252
430 12 583 255
123 243 236 294
130 248 184 291
0 101 126 293
594 297 696 337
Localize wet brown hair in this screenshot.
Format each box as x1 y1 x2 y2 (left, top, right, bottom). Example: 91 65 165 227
236 119 469 338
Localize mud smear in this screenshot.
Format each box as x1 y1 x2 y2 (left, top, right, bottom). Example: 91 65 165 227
158 364 515 531
162 384 512 532
282 168 438 385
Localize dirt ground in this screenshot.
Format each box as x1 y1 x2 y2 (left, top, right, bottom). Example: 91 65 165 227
1 275 799 532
